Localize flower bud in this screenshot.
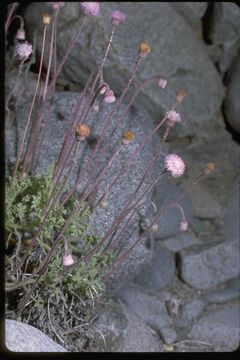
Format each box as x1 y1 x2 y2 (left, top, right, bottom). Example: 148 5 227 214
75 123 91 141
43 13 51 25
104 89 116 104
62 254 75 267
16 28 25 40
176 89 187 103
180 221 188 232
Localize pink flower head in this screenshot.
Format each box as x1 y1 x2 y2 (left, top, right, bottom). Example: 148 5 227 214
164 154 185 177
110 10 126 26
104 89 116 104
158 78 167 89
80 2 100 16
14 41 33 61
180 221 188 231
62 254 75 267
49 2 64 10
166 110 181 127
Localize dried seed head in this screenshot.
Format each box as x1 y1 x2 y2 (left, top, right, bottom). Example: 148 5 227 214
204 162 215 175
62 254 75 267
110 10 126 26
122 130 136 145
104 89 116 104
139 42 151 58
180 221 188 232
176 89 187 103
16 28 25 40
75 123 91 141
43 13 51 25
14 41 33 61
158 78 167 89
80 2 100 16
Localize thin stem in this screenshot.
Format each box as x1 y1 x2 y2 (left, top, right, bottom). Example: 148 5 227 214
43 12 56 100
5 2 19 32
12 24 48 181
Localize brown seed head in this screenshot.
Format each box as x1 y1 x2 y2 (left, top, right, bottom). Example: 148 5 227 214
122 130 136 145
204 162 215 175
139 42 151 58
176 89 187 102
75 123 91 141
43 13 51 25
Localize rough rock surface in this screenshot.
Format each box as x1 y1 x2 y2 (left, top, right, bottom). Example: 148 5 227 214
224 55 240 134
133 244 176 290
208 2 240 74
188 303 240 351
178 241 239 290
5 319 67 352
161 232 202 252
24 2 225 140
87 300 162 352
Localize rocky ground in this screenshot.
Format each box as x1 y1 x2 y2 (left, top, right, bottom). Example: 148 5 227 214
5 2 240 352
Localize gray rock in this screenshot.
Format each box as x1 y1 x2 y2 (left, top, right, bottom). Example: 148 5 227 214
179 241 240 290
223 181 240 242
151 176 193 239
187 183 222 219
209 3 240 74
115 284 175 339
87 300 162 352
224 55 240 134
24 2 225 141
162 232 202 252
134 244 176 290
181 299 204 322
5 319 67 352
188 303 240 351
204 277 240 304
170 2 208 36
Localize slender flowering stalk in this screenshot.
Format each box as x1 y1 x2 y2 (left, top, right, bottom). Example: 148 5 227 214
5 3 19 32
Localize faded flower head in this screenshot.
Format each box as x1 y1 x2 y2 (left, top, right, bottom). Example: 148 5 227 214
110 10 126 26
43 13 51 25
75 123 91 141
139 42 152 58
104 89 116 104
158 78 167 89
164 154 185 177
14 41 33 61
166 110 181 127
80 2 100 16
62 254 75 267
176 89 187 103
49 2 64 10
204 162 215 175
122 130 136 145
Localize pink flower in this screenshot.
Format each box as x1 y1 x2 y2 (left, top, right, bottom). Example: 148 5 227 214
49 2 64 10
110 10 126 26
164 154 185 177
166 110 181 127
80 2 100 16
104 89 116 104
62 254 75 267
14 41 33 61
158 78 167 89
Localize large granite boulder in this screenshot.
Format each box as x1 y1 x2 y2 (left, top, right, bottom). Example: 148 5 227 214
23 2 225 141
